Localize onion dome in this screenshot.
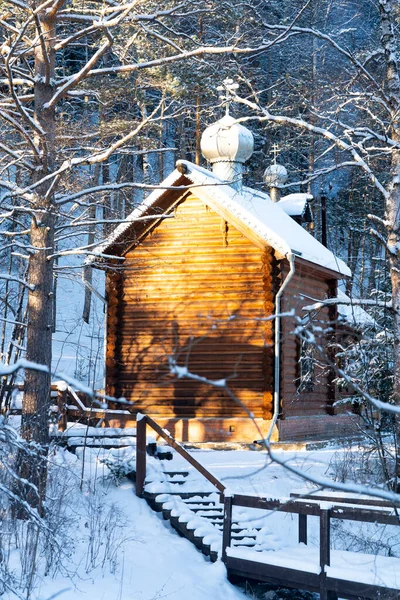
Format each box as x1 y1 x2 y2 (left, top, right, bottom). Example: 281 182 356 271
201 114 254 166
263 164 288 187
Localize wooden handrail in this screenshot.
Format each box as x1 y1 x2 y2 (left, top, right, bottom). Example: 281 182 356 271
290 490 400 508
228 493 400 524
222 493 400 600
135 414 226 497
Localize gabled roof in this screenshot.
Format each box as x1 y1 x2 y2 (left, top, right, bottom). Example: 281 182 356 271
278 193 313 223
88 160 350 278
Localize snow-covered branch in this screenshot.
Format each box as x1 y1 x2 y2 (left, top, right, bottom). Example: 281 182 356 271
235 97 389 199
0 273 34 291
303 297 392 312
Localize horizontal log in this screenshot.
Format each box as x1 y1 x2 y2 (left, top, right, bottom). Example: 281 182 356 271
126 249 264 261
118 343 265 354
124 271 265 281
121 392 265 403
119 381 265 391
130 409 264 418
122 292 264 303
120 305 265 316
130 399 263 409
123 263 264 274
119 320 269 329
127 234 257 247
118 364 265 376
120 382 266 391
127 243 263 255
123 285 265 296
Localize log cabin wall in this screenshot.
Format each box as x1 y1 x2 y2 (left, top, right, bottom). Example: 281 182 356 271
105 193 276 440
277 261 359 441
280 260 337 420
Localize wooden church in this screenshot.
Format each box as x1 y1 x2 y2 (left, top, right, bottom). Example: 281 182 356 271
89 104 358 443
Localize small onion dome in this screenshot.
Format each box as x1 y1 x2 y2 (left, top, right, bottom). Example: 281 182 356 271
201 114 254 165
264 164 288 187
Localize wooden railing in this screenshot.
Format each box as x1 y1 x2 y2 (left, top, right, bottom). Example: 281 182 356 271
11 383 133 430
222 493 400 600
56 385 132 431
135 413 226 498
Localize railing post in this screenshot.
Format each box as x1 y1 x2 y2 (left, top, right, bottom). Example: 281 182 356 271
57 382 68 432
136 414 147 498
319 508 331 600
222 494 233 564
299 513 307 544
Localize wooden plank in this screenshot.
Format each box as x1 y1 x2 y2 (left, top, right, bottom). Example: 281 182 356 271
231 495 322 515
326 577 400 599
225 556 320 592
222 495 233 563
291 491 400 509
145 415 225 492
135 416 147 498
57 387 67 432
299 513 307 544
226 558 400 599
330 506 400 525
319 509 330 600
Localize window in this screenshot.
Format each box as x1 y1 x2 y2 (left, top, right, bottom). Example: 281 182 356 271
296 319 316 393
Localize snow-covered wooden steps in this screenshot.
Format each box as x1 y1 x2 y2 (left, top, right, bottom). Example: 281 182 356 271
129 461 263 563
52 426 137 451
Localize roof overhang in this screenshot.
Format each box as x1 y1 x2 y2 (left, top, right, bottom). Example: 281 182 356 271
86 160 350 280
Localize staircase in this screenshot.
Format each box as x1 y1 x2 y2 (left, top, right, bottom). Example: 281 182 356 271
55 414 270 564
130 454 267 563
51 425 138 452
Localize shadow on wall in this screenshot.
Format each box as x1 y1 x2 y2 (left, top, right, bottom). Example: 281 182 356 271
119 309 274 421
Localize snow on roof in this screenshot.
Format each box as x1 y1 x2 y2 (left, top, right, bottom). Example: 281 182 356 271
337 290 376 328
278 193 313 217
87 160 350 277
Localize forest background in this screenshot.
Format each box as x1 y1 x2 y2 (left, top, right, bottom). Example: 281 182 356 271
0 0 398 482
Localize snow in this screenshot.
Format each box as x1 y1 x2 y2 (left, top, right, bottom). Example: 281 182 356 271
88 161 351 277
4 446 249 600
227 545 400 588
4 437 400 598
278 192 313 217
50 424 137 437
337 289 377 327
226 545 321 574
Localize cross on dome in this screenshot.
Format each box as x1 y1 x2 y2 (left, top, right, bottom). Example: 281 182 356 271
200 78 254 191
216 78 239 115
271 143 280 165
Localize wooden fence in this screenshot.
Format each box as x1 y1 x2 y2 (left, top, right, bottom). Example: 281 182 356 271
133 414 400 600
222 493 400 600
135 413 226 497
12 383 133 429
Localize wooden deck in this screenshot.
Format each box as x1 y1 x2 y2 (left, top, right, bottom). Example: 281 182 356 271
135 415 400 600
222 493 400 600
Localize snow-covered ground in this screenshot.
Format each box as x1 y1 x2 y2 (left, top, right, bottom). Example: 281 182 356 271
4 438 400 600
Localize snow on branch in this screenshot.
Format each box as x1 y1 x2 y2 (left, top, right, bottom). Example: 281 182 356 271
302 297 392 311
253 14 392 110
2 0 28 10
16 101 163 197
0 273 34 291
0 358 95 397
44 35 112 109
84 41 289 79
234 97 389 199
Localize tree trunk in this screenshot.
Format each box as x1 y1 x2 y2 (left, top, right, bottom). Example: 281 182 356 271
379 0 400 490
19 5 58 510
